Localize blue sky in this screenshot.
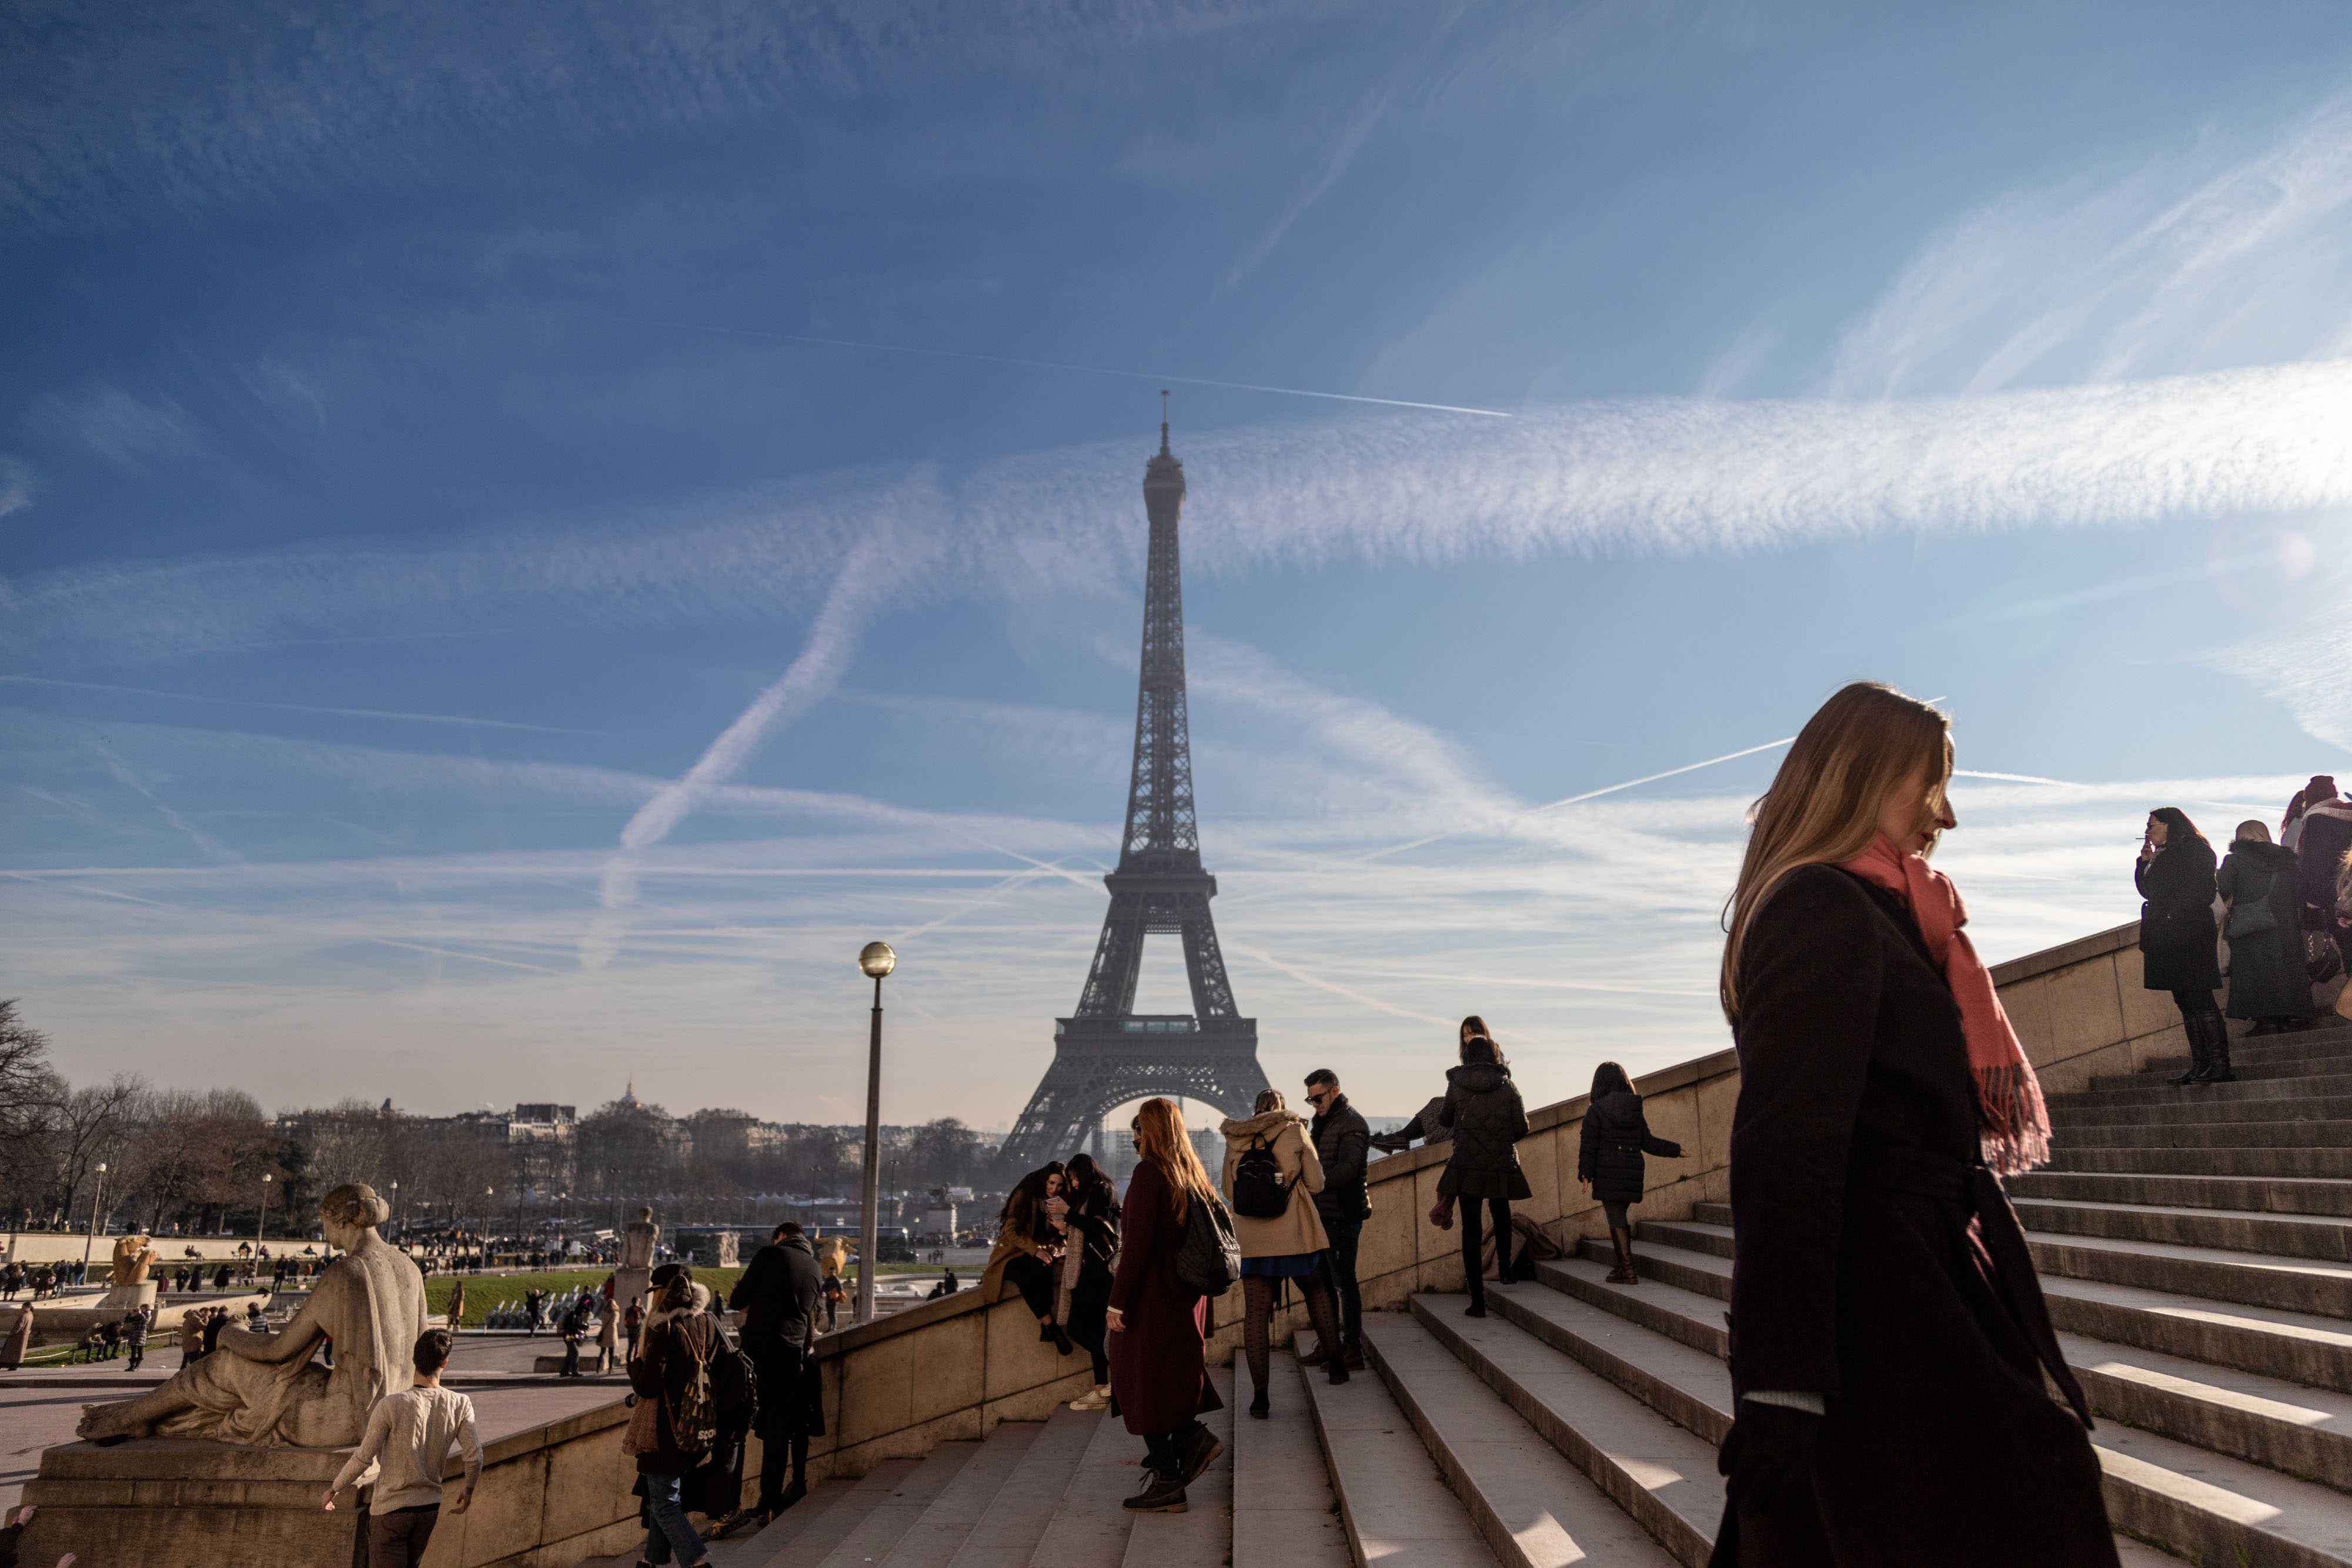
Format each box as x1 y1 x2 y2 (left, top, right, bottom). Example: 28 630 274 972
5 2 2350 1129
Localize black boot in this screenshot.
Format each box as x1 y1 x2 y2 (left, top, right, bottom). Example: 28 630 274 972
2194 1017 2236 1083
2166 1022 2207 1086
1606 1228 1637 1285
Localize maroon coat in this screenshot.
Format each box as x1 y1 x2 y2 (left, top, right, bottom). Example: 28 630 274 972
1715 866 2114 1568
1106 1157 1222 1435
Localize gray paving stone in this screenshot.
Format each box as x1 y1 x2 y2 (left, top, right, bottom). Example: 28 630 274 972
1027 1405 1138 1568
756 1460 922 1568
1231 1352 1350 1568
945 1406 1102 1568
812 1442 980 1568
1299 1327 1496 1566
877 1423 1041 1568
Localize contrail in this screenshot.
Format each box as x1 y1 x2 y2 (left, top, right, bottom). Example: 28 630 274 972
0 673 577 731
482 304 1515 418
1361 737 1798 863
579 544 889 970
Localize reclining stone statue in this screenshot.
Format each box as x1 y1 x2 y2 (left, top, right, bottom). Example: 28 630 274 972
75 1183 425 1447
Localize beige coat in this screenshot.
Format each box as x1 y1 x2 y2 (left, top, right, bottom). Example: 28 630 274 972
1220 1112 1331 1259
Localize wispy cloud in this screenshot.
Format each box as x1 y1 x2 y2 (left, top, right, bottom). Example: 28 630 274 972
31 386 198 464
0 456 36 519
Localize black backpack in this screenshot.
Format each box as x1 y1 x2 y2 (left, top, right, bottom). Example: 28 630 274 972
1231 1134 1292 1219
1172 1188 1242 1298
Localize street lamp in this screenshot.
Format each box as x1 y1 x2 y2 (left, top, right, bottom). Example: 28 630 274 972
82 1163 109 1270
256 1172 271 1246
856 940 896 1325
390 1181 403 1241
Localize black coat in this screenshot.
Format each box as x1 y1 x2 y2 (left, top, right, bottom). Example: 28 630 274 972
2298 804 2352 915
729 1237 821 1350
1438 1064 1532 1202
2136 838 2220 992
1578 1091 1681 1208
1718 865 2113 1568
1309 1095 1372 1225
2220 841 2314 1021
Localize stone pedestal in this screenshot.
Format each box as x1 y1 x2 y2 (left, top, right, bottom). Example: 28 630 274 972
613 1265 650 1322
98 1279 159 1313
20 1437 364 1568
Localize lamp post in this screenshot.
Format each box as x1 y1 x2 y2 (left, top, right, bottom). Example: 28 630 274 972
856 941 896 1325
82 1163 108 1269
255 1171 272 1249
485 1186 496 1271
390 1181 403 1242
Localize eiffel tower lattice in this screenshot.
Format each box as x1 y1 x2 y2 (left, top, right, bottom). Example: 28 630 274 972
999 406 1270 1168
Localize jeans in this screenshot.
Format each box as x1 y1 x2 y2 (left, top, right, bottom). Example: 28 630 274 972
642 1472 707 1566
1458 1195 1512 1307
1318 1216 1364 1347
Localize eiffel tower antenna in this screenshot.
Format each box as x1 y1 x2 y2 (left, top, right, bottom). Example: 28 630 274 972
1000 407 1269 1167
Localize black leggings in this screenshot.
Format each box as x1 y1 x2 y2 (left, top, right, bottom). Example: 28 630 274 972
1240 1274 1342 1398
1067 1269 1112 1383
1001 1253 1056 1320
1458 1196 1512 1306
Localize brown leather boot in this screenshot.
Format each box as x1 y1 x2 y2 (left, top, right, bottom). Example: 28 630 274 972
1606 1228 1637 1284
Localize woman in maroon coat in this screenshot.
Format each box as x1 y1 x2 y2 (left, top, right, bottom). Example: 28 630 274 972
1711 684 2114 1568
1107 1096 1225 1514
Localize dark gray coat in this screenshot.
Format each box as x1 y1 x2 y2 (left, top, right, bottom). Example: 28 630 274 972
2136 840 2220 992
2220 840 2314 1020
1438 1064 1531 1202
1309 1094 1372 1225
1578 1092 1682 1208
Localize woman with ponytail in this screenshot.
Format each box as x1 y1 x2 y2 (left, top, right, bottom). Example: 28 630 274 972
1709 684 2112 1568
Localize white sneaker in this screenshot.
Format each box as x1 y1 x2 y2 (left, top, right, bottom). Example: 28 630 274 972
1069 1384 1111 1410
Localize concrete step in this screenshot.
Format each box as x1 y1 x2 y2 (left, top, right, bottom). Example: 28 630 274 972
2048 1147 2352 1179
2064 1331 2352 1496
1354 1308 1684 1568
1532 1252 1731 1362
2050 1094 2352 1129
2097 1034 2352 1092
2052 1070 2352 1113
1118 1367 1232 1568
1402 1294 1720 1566
2017 1196 2352 1263
756 1459 923 1567
876 1423 1043 1568
1634 1219 1733 1261
2097 1418 2352 1567
1026 1408 1137 1568
581 1475 861 1567
1573 1234 1731 1304
2058 1121 2352 1152
2026 1229 2352 1320
2042 1274 2352 1395
1231 1352 1350 1568
944 1405 1104 1568
2013 1171 2352 1214
810 1443 983 1568
1298 1329 1501 1568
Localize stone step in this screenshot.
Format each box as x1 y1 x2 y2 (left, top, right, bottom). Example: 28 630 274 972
1352 1308 1683 1568
1026 1407 1138 1568
2097 1419 2352 1567
581 1475 862 1567
2052 1070 2352 1112
1118 1367 1232 1567
753 1459 923 1567
2096 1035 2352 1092
1545 1239 2352 1496
944 1405 1104 1568
810 1442 984 1568
2025 1229 2352 1320
1634 1219 1733 1261
2050 1094 2352 1129
2049 1147 2352 1179
1297 1328 1501 1568
2058 1121 2352 1152
2018 1168 2352 1207
1534 1252 1730 1362
1401 1293 1721 1566
1231 1352 1351 1568
2016 1196 2352 1262
876 1422 1043 1568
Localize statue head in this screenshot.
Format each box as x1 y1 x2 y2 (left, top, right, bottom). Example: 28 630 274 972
319 1183 392 1252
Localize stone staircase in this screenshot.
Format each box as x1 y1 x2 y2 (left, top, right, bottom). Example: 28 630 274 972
600 1014 2352 1568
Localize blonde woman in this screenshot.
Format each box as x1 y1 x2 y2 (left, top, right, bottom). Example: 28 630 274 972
1221 1088 1348 1420
1710 684 2112 1568
1106 1098 1225 1514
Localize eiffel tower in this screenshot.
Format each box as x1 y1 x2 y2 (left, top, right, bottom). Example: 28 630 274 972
1000 405 1271 1168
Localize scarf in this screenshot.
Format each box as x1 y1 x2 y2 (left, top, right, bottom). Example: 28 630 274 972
1839 834 2052 1176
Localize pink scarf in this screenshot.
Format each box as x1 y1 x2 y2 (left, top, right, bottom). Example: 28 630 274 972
1839 834 2052 1176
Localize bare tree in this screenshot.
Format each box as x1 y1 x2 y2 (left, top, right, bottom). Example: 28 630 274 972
52 1075 146 1230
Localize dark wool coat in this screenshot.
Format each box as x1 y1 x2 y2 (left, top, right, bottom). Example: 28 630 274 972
1438 1064 1532 1201
730 1237 821 1350
2298 804 2352 916
2220 841 2316 1021
1715 865 2114 1568
1578 1092 1682 1208
2136 838 2220 992
1309 1095 1373 1225
1106 1158 1222 1435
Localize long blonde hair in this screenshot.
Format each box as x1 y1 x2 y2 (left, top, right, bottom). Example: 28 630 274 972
1721 683 1952 1021
1131 1097 1215 1222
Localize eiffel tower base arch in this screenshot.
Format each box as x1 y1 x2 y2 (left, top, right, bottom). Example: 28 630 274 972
999 1019 1271 1169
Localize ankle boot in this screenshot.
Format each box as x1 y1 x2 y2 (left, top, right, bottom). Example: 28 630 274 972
2194 1017 2237 1083
1606 1228 1637 1284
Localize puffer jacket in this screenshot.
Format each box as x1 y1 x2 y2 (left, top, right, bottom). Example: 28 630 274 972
1577 1091 1682 1208
626 1285 723 1476
1438 1064 1532 1202
1220 1111 1331 1259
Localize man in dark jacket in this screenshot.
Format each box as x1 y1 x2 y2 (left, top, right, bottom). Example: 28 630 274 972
1304 1069 1371 1369
727 1221 821 1521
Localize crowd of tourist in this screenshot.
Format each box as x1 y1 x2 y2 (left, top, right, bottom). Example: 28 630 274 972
2138 776 2352 1085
